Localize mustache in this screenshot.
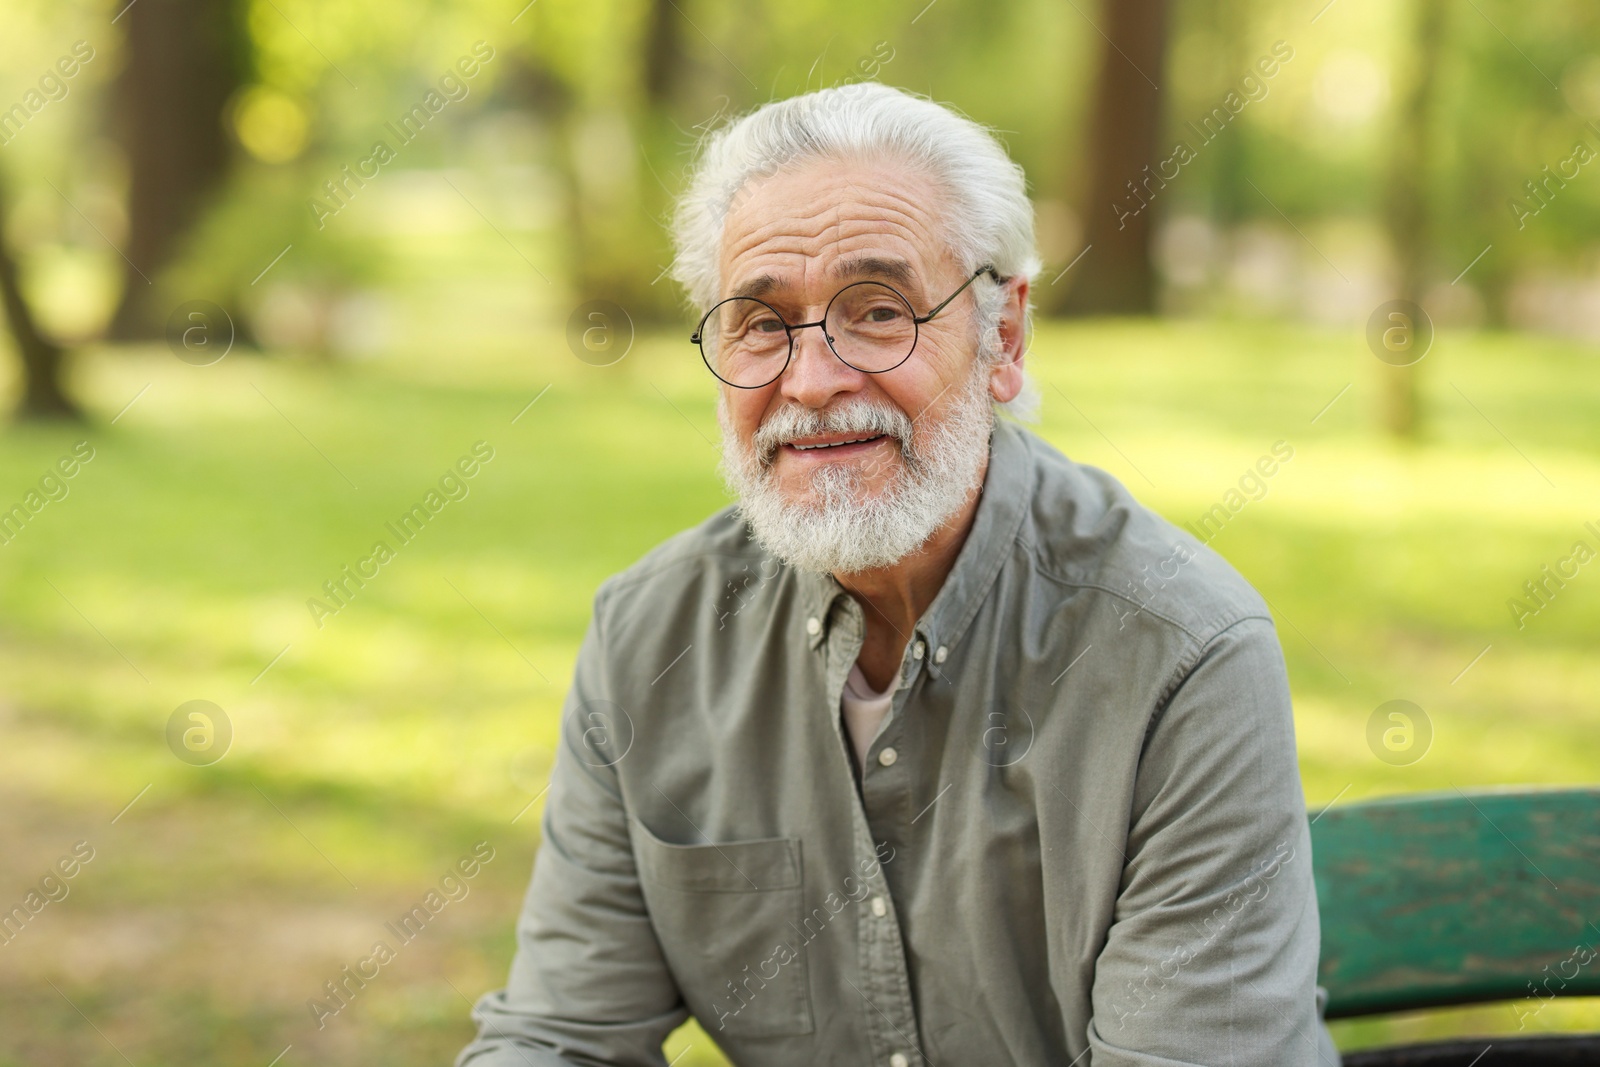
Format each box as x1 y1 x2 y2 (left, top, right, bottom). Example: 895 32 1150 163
751 400 914 466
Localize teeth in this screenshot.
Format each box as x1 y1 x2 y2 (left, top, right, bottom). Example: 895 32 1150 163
792 435 880 451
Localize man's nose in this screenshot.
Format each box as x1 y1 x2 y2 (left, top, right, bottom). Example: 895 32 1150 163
779 322 864 408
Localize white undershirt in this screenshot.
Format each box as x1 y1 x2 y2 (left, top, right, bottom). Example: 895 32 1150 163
841 661 896 773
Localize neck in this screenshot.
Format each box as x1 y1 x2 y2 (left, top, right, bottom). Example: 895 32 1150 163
834 456 987 691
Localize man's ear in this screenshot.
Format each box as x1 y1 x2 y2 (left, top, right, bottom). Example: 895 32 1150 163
988 276 1029 404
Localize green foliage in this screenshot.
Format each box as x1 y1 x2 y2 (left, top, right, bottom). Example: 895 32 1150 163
8 0 1600 340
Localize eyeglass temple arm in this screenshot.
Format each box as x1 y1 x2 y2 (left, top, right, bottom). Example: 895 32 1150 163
913 264 1007 325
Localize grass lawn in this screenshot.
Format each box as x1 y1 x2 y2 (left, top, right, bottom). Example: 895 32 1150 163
1 315 1596 1064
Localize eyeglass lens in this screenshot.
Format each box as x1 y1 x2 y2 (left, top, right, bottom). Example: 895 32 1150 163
700 282 917 387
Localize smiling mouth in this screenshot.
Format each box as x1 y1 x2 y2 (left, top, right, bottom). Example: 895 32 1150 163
785 434 888 452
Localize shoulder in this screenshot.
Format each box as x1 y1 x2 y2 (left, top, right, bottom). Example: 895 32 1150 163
1004 422 1273 648
591 503 771 635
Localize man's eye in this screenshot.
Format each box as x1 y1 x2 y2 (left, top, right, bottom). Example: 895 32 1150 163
864 305 903 323
751 317 787 333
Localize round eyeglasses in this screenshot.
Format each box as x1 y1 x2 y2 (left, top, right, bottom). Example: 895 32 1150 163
690 264 1007 389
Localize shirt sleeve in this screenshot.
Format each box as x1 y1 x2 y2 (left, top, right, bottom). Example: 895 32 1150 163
456 582 690 1067
1085 616 1341 1066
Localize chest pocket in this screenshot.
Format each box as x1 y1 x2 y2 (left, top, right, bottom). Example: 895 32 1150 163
632 817 815 1038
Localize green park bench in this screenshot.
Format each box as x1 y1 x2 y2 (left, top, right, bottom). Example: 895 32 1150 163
1312 787 1600 1066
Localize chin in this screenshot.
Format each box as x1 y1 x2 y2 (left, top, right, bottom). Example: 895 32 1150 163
775 465 898 510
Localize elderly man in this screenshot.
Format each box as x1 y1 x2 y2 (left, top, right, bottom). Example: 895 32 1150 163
459 83 1339 1066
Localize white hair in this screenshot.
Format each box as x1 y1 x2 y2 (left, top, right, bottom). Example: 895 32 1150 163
671 82 1042 423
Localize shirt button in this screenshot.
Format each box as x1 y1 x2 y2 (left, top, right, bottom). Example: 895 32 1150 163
878 747 898 767
934 645 948 664
870 896 887 917
912 640 925 660
890 1054 910 1067
805 616 821 635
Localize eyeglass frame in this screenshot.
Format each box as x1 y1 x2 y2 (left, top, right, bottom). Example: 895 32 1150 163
689 263 1010 389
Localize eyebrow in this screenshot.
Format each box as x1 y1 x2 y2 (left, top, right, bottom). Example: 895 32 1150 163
730 274 781 301
725 256 923 304
830 255 918 292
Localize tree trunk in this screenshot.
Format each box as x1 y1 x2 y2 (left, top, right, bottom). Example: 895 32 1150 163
1047 0 1172 317
106 0 249 340
1210 0 1253 297
0 182 79 420
1209 0 1253 232
1380 0 1447 438
643 0 687 109
503 4 682 324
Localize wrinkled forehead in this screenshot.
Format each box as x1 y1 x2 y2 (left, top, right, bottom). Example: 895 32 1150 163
717 156 956 305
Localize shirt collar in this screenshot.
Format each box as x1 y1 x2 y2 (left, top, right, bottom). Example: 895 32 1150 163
793 417 1033 667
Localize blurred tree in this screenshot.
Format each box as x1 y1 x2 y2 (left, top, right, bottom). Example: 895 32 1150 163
1046 0 1172 316
1416 2 1600 330
107 0 252 339
1381 0 1447 438
510 0 686 324
0 181 78 420
1207 0 1253 237
643 0 688 107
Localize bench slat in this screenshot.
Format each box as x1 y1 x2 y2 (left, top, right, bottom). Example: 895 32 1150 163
1311 787 1600 1019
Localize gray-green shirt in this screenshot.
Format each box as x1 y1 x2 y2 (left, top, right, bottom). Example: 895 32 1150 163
459 418 1339 1066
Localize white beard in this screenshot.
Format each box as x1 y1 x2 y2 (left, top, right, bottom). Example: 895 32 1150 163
716 358 996 576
